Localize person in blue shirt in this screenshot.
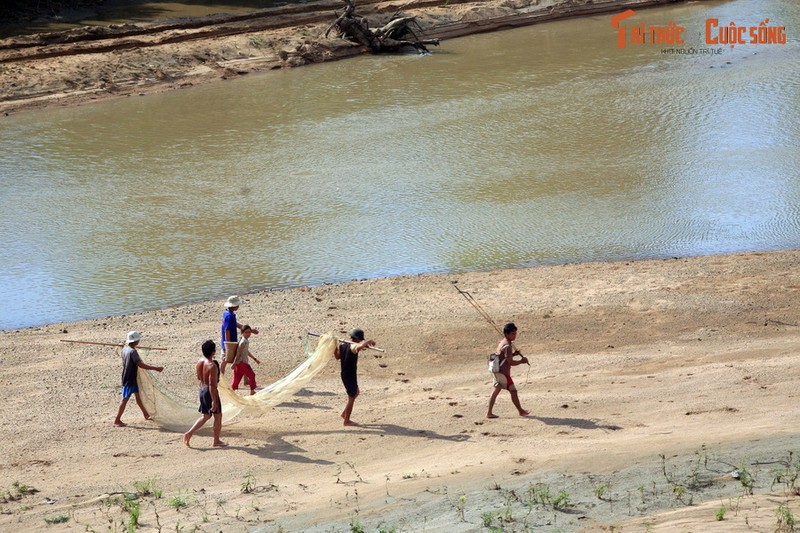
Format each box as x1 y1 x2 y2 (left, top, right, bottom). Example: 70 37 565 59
220 295 258 375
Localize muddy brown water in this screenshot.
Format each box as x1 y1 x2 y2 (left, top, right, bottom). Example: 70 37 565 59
0 0 798 329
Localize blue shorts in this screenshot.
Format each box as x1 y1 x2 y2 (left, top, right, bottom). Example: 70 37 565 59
122 385 139 399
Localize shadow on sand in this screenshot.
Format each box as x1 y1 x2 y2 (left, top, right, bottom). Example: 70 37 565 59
530 416 623 431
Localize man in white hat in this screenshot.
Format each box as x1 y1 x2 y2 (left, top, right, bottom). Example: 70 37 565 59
114 331 164 427
220 295 258 375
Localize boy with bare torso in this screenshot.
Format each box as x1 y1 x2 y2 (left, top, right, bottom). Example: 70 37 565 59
487 322 530 418
184 340 227 447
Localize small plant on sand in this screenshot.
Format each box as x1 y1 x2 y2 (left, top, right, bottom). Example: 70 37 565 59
248 35 267 48
13 481 32 496
776 502 797 532
672 484 688 504
241 471 256 494
133 477 162 498
594 483 606 500
552 490 571 511
455 494 467 521
715 505 726 521
637 483 646 503
5 481 38 502
168 492 190 510
482 510 498 527
735 465 756 495
501 490 516 522
44 514 70 524
349 519 365 533
121 494 140 531
771 451 800 496
526 483 552 508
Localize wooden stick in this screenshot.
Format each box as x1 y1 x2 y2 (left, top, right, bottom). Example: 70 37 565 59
60 339 168 351
307 331 385 352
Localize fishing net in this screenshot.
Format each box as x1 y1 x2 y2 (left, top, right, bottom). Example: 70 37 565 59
136 332 337 431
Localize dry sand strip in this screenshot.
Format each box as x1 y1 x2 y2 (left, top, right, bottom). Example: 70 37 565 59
1 250 800 531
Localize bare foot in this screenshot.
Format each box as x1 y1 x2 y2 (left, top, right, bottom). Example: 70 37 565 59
212 441 229 447
114 421 127 427
518 410 530 417
183 433 192 447
343 420 359 426
144 415 152 421
486 413 499 419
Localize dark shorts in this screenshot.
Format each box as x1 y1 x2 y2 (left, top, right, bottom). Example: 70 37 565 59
198 386 217 415
341 371 358 398
122 385 139 399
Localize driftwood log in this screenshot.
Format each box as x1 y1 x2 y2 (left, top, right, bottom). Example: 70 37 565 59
324 0 440 54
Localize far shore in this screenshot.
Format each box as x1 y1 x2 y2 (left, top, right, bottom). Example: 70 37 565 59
0 0 691 114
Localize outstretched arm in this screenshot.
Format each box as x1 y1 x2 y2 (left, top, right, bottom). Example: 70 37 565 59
236 322 258 334
352 339 377 353
138 361 164 372
209 364 221 412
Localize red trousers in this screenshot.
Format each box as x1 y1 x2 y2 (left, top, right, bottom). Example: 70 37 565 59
232 362 257 391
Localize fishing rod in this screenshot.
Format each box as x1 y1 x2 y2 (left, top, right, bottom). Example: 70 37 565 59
452 282 529 366
453 282 504 337
306 331 385 352
60 339 168 351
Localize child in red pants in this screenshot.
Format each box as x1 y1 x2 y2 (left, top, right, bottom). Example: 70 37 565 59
232 325 261 395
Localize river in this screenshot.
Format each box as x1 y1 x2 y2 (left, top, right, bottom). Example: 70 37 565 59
0 0 798 330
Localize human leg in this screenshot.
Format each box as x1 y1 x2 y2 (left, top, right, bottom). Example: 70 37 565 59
212 412 227 447
231 363 243 390
509 385 529 416
133 392 151 420
487 385 502 418
342 390 359 426
114 397 130 426
243 364 257 394
184 414 211 447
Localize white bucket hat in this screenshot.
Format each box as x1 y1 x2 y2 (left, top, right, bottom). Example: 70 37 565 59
126 331 142 344
225 295 242 308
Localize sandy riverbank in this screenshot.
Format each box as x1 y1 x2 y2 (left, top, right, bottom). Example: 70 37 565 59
2 250 800 531
0 0 686 115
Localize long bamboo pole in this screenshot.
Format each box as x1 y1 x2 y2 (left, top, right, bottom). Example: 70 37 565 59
307 331 385 352
60 339 168 351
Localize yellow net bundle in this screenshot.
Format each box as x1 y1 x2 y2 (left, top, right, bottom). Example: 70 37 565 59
136 333 337 431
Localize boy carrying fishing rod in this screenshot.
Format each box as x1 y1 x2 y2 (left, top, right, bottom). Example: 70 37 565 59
486 322 530 418
453 284 530 418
